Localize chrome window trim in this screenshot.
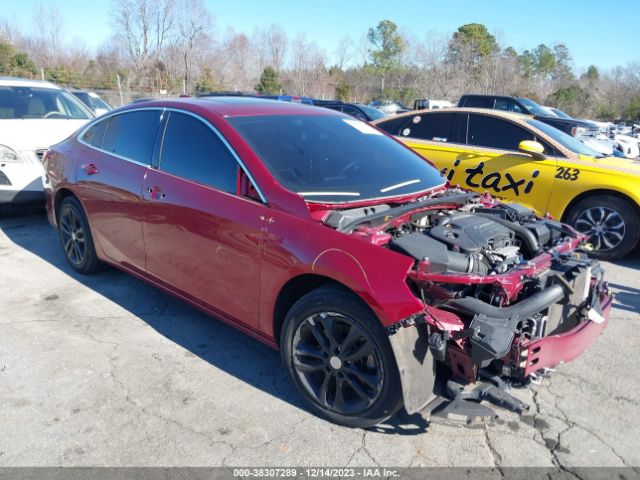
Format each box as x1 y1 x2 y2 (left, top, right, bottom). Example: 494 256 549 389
76 106 268 204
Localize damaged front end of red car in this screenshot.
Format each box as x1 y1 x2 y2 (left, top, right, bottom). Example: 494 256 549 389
325 190 613 421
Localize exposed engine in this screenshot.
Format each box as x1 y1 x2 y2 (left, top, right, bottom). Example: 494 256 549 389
321 191 610 421
323 191 606 383
324 192 566 277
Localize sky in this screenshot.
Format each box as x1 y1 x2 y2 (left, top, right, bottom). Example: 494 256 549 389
2 0 640 71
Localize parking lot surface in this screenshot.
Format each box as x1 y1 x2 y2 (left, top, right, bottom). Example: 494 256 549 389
1 211 639 467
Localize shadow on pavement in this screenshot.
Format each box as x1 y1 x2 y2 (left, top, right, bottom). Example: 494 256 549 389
0 210 429 435
608 248 640 314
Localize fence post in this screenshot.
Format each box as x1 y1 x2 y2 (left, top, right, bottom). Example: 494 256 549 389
40 68 45 82
116 74 124 106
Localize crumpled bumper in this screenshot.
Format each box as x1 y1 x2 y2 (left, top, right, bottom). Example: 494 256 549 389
518 286 612 376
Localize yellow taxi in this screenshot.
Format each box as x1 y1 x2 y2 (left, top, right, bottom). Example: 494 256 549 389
373 108 640 259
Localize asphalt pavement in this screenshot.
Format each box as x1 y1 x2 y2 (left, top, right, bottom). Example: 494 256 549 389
0 210 638 468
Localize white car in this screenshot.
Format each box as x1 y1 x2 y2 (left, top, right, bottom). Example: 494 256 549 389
0 78 93 204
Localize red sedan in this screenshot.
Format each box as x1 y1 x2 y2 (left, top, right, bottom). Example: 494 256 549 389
44 98 612 427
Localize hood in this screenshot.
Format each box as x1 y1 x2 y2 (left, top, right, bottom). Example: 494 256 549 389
535 115 595 128
0 119 89 151
577 153 640 175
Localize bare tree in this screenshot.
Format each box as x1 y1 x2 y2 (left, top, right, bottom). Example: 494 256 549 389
254 24 287 72
111 0 177 90
334 36 353 70
176 0 212 91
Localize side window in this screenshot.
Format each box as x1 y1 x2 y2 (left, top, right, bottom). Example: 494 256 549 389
375 115 412 136
467 114 534 151
341 106 366 121
494 98 523 112
398 112 456 142
81 119 108 148
159 112 238 194
102 110 161 164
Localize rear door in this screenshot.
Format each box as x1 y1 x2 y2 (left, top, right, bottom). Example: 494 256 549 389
142 110 266 330
76 109 162 270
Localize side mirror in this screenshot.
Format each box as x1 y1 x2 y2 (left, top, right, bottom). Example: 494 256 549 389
519 140 546 160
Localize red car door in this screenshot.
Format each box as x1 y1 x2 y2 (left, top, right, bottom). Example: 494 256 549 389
75 109 163 270
142 111 265 330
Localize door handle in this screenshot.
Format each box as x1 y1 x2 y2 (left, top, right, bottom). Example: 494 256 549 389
146 186 165 199
81 163 99 175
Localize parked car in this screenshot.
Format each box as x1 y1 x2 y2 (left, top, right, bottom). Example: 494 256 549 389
368 100 411 115
413 99 453 110
201 91 314 105
374 108 640 259
458 94 600 141
69 89 113 116
312 100 386 122
44 98 611 427
0 77 93 205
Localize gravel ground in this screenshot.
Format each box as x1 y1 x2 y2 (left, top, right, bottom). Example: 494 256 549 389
0 210 639 468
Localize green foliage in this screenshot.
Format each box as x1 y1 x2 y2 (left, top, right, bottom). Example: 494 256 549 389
597 105 618 121
0 41 37 78
533 44 556 76
553 44 573 81
585 65 599 81
195 67 218 93
334 80 352 101
44 66 76 85
255 66 282 95
448 23 498 64
624 97 640 121
518 50 536 77
552 85 586 116
367 20 406 73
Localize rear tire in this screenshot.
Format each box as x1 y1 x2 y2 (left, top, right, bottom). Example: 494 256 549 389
564 194 639 260
57 196 103 274
280 285 403 428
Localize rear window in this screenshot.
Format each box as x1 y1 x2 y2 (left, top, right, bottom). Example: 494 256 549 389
0 86 92 120
460 96 494 108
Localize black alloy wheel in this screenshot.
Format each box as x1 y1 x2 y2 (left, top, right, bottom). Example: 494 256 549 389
57 196 103 274
281 286 403 428
292 312 384 415
59 203 87 266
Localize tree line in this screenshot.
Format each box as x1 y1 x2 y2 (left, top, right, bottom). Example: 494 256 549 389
1 2 639 121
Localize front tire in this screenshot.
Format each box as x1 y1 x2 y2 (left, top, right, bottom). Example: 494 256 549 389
564 194 639 260
280 286 403 428
57 196 103 274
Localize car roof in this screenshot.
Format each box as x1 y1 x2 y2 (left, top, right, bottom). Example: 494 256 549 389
372 107 578 159
462 93 516 100
0 77 62 90
379 107 529 121
130 96 342 118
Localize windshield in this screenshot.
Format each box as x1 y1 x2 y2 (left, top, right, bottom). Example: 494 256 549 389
551 108 572 119
75 92 113 112
356 104 386 120
0 86 93 119
527 119 604 157
230 115 445 203
516 97 547 116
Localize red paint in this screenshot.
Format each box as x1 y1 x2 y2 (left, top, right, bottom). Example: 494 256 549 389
43 98 611 387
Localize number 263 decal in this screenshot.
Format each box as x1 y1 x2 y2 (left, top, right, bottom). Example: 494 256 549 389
555 166 580 181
